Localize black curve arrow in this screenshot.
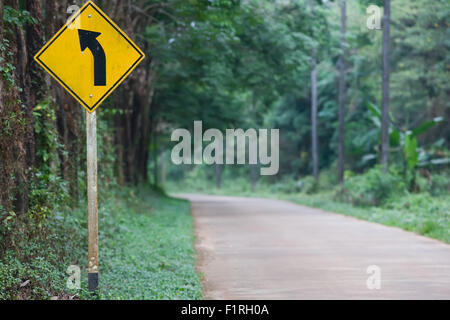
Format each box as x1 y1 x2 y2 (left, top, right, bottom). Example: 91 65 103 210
78 29 106 86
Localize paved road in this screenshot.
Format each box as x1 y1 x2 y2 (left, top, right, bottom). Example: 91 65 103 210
176 194 450 300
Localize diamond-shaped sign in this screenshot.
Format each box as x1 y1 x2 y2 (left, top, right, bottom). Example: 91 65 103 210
34 1 145 113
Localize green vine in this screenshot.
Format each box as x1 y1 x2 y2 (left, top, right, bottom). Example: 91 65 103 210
1 6 37 87
0 39 16 87
30 101 68 225
3 6 37 31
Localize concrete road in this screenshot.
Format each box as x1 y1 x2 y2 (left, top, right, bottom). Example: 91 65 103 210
176 194 450 300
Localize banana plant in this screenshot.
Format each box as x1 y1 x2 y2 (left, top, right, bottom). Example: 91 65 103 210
366 102 444 190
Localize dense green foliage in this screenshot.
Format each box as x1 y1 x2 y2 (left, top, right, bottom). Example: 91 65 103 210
159 0 449 183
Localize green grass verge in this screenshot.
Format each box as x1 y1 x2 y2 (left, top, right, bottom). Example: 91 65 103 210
280 192 450 244
166 179 449 244
99 187 202 299
0 186 202 300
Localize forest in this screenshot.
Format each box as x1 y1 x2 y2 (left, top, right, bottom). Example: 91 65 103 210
0 0 449 300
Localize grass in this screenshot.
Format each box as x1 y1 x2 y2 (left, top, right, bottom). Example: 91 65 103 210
280 192 450 243
98 187 202 299
0 201 87 300
0 186 202 300
165 174 450 244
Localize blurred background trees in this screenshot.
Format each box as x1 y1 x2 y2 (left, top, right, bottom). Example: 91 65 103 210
0 0 449 221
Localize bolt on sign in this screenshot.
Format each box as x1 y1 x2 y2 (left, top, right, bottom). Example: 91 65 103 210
34 1 145 113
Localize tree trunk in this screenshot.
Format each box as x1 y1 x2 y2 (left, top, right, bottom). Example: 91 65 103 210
25 0 45 173
0 1 4 113
381 0 391 171
46 0 82 202
106 1 154 186
338 0 347 184
251 165 258 191
215 164 223 189
153 129 158 186
1 0 64 212
159 149 166 186
250 93 258 191
310 0 319 181
107 3 149 184
0 0 34 214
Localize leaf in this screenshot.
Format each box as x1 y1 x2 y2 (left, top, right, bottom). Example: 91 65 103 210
361 154 377 164
430 158 450 165
367 102 381 120
404 133 418 169
370 116 381 128
20 280 30 288
389 129 401 147
412 117 444 137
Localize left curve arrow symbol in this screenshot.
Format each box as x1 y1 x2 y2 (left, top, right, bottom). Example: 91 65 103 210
78 29 106 86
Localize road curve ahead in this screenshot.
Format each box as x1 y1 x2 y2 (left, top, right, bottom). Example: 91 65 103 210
176 194 450 300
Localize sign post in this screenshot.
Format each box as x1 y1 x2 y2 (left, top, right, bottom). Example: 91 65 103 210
86 111 99 292
34 1 145 293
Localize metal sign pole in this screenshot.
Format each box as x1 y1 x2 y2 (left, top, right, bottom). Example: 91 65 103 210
86 110 99 292
34 1 145 295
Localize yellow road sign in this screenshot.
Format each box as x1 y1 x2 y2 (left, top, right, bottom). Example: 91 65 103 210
34 1 145 113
